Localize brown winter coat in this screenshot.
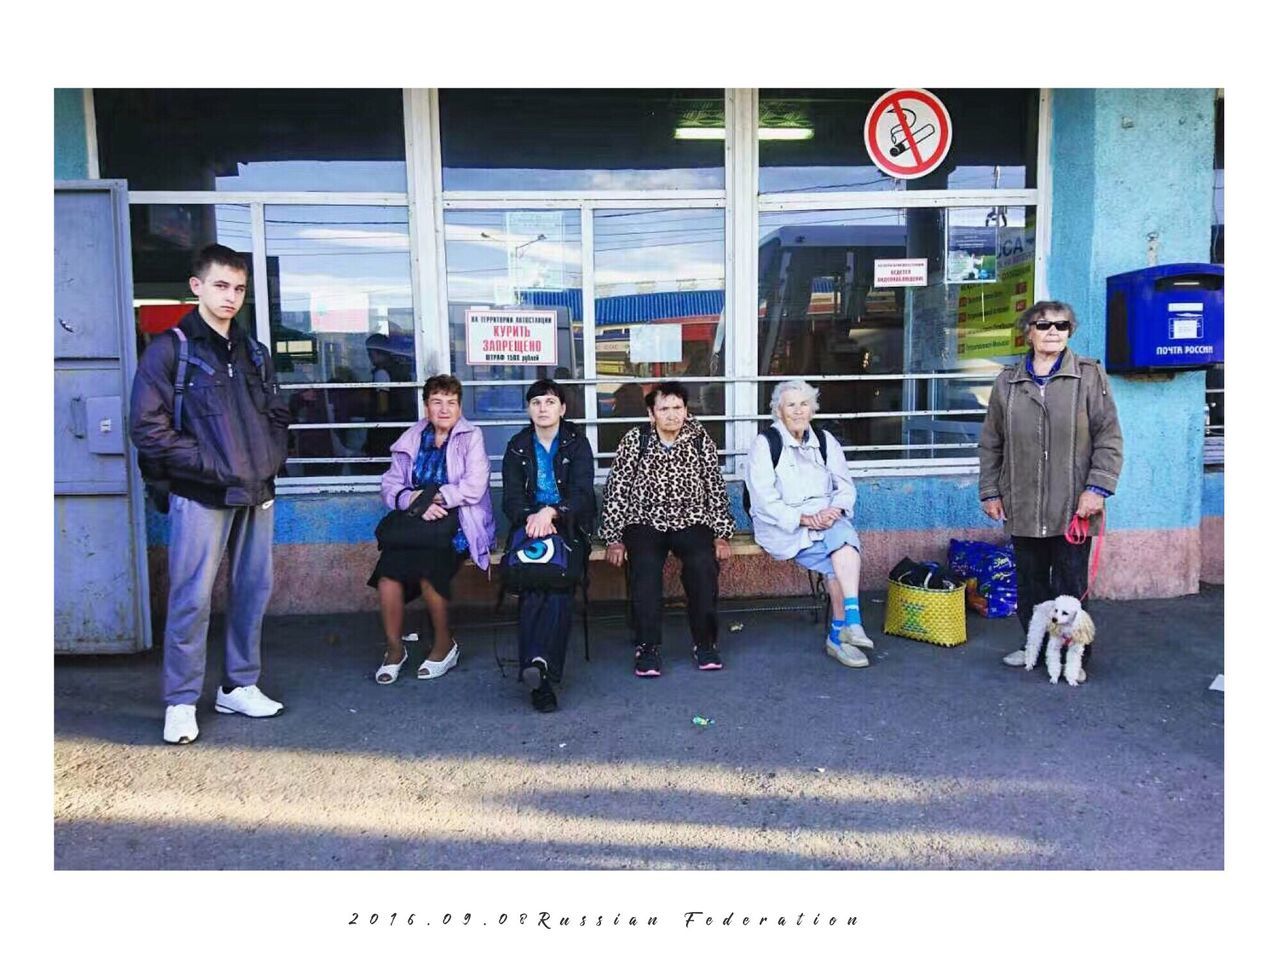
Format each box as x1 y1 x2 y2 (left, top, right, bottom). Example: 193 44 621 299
977 348 1123 539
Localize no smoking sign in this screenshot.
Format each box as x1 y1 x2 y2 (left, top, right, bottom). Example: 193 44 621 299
864 88 953 180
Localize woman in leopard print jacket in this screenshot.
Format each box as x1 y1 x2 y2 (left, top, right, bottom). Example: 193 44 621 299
598 382 735 676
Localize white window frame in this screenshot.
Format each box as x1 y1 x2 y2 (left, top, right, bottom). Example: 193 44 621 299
109 87 1052 492
120 87 419 494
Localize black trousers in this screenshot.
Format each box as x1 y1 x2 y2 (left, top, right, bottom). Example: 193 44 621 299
623 524 719 649
1012 534 1093 668
517 589 574 683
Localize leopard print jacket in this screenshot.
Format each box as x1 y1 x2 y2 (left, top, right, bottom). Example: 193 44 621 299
597 418 736 544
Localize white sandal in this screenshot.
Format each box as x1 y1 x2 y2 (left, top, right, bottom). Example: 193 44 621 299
417 639 459 680
376 648 409 684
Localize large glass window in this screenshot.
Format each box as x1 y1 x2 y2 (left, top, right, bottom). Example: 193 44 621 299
758 207 1035 461
594 209 727 458
264 206 416 476
443 210 585 462
439 89 726 191
759 89 1038 194
96 89 408 192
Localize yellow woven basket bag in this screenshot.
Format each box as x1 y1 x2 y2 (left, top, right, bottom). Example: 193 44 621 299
884 580 968 647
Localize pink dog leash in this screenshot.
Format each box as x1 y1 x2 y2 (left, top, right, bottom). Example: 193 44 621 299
1065 509 1104 600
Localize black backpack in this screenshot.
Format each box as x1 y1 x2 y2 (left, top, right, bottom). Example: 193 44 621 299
742 424 830 514
138 326 268 513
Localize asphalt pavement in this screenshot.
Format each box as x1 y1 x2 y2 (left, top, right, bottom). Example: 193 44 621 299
53 586 1224 869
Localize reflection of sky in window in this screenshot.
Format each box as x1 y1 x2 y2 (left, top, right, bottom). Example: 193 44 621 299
760 164 1027 192
211 205 254 252
444 211 583 304
443 167 724 191
266 206 413 317
215 160 407 192
761 166 900 193
947 166 1027 189
594 210 724 293
758 206 1026 240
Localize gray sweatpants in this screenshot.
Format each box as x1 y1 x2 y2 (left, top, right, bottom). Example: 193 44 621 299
163 494 275 706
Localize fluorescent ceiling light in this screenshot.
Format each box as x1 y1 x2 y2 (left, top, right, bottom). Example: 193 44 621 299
674 127 814 141
133 298 189 306
674 127 726 140
759 127 814 141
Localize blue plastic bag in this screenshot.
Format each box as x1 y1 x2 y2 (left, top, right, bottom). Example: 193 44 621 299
948 539 1017 618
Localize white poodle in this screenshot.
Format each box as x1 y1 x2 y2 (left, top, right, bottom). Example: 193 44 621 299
1024 595 1095 686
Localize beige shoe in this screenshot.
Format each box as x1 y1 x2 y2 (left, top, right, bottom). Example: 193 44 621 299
838 622 875 650
1002 649 1026 667
826 638 869 668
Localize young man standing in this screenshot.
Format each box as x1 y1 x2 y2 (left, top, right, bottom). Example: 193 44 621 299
130 244 291 744
598 381 735 676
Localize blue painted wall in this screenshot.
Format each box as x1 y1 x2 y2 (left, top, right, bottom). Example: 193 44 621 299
146 476 1007 547
54 89 89 180
1048 88 1216 532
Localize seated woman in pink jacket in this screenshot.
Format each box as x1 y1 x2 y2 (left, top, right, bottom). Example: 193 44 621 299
372 374 496 684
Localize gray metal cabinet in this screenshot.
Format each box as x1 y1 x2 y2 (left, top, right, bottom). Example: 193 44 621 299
54 181 152 653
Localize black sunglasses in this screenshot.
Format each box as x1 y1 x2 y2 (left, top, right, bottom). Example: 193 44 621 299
1033 320 1071 331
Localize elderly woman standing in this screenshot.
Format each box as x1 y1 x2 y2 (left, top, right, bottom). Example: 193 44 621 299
746 380 874 669
978 300 1123 672
372 374 495 684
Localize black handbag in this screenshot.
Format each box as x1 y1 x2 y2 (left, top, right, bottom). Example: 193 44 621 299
374 485 459 551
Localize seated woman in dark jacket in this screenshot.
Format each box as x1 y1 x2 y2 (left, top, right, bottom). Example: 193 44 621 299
500 379 597 712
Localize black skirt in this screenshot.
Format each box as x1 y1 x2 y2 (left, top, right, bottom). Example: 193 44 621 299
368 510 465 602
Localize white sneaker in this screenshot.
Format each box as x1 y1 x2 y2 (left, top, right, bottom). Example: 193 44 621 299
1002 649 1027 667
838 622 875 650
215 684 284 718
163 704 199 744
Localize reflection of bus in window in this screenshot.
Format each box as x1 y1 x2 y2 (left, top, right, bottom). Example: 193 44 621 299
594 288 724 416
757 223 1009 460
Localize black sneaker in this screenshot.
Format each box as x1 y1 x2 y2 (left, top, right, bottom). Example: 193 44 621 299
693 642 724 671
531 680 558 712
634 644 662 677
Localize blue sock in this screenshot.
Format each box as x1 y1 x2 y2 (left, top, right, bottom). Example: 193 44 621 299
843 598 862 626
828 620 844 644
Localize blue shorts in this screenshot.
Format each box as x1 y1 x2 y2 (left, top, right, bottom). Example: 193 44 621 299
792 518 861 577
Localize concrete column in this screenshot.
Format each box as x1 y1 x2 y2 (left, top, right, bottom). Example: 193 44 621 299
1048 88 1217 597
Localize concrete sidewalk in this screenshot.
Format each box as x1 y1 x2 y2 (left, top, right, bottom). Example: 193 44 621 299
53 586 1224 870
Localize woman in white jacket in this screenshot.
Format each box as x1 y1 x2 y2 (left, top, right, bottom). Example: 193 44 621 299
746 380 874 669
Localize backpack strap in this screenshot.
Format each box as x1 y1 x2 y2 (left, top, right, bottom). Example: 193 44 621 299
765 424 784 469
171 328 190 432
763 424 826 467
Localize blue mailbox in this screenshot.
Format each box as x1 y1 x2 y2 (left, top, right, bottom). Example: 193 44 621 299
1106 263 1223 372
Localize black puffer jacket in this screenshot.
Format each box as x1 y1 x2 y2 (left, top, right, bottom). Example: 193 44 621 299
130 310 291 508
500 420 597 546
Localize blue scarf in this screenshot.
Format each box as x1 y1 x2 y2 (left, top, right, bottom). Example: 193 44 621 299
411 430 468 554
1025 350 1064 386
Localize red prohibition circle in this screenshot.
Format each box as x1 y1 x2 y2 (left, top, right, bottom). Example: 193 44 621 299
863 89 953 180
